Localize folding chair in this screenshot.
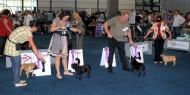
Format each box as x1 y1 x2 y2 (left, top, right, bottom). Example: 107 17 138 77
134 25 143 42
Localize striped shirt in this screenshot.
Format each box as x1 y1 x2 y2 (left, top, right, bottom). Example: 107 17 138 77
4 26 33 56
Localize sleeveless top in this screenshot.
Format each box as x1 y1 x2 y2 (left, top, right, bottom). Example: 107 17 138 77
0 15 13 36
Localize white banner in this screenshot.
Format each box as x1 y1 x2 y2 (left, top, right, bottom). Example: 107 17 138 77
130 45 144 63
6 49 51 76
100 47 116 68
167 40 189 50
68 49 84 72
125 41 152 57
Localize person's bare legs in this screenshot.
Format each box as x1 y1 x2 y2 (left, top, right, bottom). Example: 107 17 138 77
62 56 73 75
55 56 62 79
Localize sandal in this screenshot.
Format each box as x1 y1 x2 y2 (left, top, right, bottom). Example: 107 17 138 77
64 72 73 76
56 75 62 79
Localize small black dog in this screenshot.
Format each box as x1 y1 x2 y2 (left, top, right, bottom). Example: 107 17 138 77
130 56 145 77
71 58 91 80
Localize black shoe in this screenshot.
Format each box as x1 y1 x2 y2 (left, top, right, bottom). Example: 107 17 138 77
108 70 113 74
123 68 131 71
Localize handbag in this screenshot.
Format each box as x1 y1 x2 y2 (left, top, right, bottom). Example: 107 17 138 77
8 38 21 50
15 43 21 50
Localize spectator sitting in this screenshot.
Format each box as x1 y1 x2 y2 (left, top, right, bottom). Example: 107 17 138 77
88 18 97 35
185 12 190 28
83 17 90 35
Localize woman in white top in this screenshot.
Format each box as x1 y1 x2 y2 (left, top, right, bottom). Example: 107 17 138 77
12 17 21 29
17 11 23 23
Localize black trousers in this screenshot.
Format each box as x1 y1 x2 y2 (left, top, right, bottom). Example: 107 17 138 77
154 36 165 61
108 38 129 71
0 35 8 55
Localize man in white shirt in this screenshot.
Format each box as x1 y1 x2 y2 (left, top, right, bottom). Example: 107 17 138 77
172 10 185 38
23 10 33 26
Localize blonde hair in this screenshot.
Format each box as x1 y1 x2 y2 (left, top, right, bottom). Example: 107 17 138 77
73 12 81 20
121 10 130 16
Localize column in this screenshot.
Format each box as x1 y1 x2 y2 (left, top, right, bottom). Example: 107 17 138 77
75 0 77 12
22 0 24 12
37 0 38 10
97 0 99 12
107 0 118 20
50 0 52 11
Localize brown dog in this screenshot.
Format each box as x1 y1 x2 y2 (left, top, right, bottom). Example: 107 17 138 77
160 54 176 66
20 63 37 78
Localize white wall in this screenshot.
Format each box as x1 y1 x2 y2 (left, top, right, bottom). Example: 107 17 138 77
162 0 190 14
38 0 50 11
38 0 135 12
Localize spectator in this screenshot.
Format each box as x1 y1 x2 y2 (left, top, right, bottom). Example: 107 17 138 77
23 10 33 26
0 9 13 57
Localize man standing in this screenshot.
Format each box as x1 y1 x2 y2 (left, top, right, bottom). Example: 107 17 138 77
23 10 33 26
172 10 185 38
46 11 53 24
165 11 174 31
103 10 133 74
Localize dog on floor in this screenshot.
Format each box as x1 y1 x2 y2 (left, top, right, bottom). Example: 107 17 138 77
130 56 145 77
160 54 176 66
20 63 37 78
71 58 91 80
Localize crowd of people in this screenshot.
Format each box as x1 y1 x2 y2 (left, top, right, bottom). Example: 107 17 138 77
0 8 107 87
135 10 190 38
1 8 190 87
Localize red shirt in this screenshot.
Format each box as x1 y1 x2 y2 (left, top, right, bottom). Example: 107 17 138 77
157 23 161 36
0 15 13 36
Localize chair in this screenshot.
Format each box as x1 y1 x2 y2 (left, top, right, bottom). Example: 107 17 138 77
133 25 143 42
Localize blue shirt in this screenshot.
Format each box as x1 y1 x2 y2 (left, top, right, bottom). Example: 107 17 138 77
46 13 53 21
165 16 174 27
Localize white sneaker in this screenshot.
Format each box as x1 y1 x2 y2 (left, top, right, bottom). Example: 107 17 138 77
159 61 163 63
15 83 27 87
154 61 157 63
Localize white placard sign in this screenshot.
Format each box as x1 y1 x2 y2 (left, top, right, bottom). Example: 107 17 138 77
6 49 51 76
167 40 189 50
130 45 144 63
142 43 148 52
125 41 152 57
68 49 84 72
100 47 116 68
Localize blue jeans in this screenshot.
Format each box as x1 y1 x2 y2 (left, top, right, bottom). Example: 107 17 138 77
10 55 21 84
173 27 180 38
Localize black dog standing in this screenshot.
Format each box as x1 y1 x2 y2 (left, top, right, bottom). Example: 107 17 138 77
130 56 145 77
71 58 91 80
